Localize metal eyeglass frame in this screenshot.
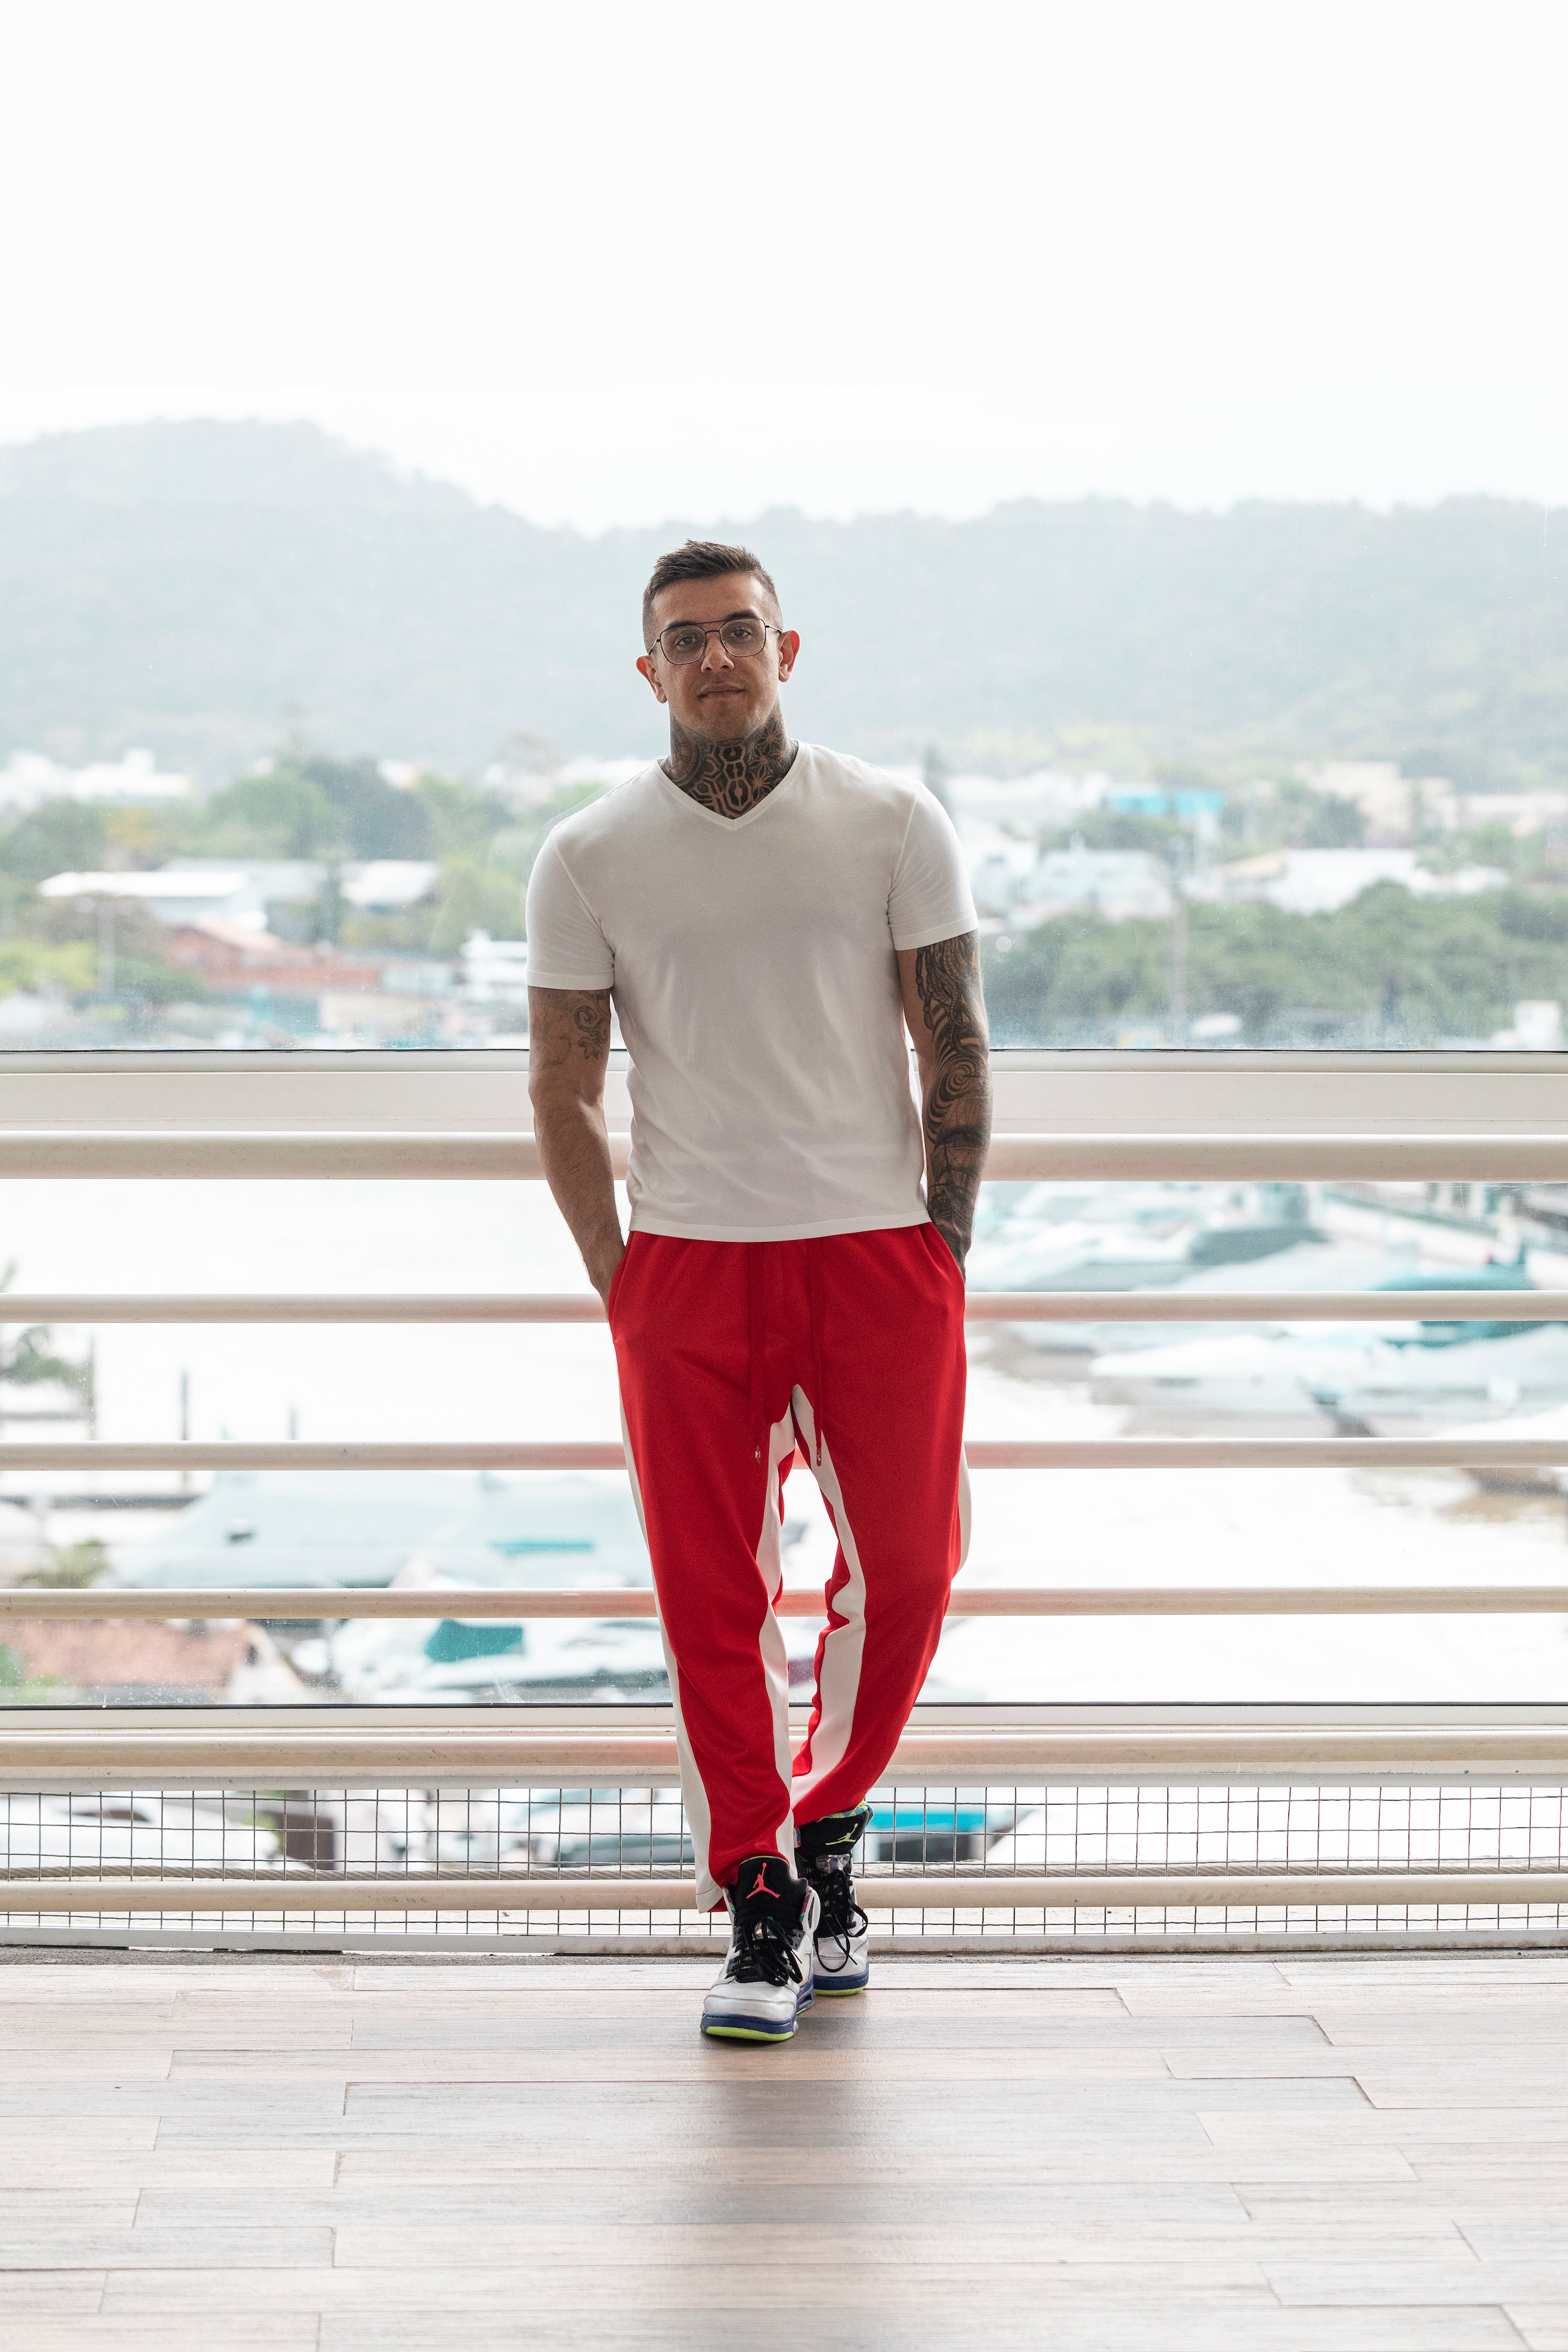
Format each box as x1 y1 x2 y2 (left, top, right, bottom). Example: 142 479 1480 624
644 619 786 665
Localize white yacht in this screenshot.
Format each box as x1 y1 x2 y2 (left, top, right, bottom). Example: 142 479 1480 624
1092 1266 1566 1423
967 1180 1323 1296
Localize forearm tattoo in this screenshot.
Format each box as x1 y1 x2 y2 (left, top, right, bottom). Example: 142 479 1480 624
914 932 992 1271
529 988 612 1066
662 706 797 819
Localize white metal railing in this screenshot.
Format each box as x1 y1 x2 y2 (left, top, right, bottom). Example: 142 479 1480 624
0 1279 1564 1471
0 1286 1563 1470
5 1870 1565 1914
7 1585 1568 1619
0 1437 1565 1470
0 1290 1565 1320
8 1706 1568 1759
5 1128 1568 1177
2 1111 1567 1931
10 1766 1561 1942
5 1719 1568 1780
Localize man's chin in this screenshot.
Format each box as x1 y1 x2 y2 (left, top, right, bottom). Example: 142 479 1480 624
687 700 761 742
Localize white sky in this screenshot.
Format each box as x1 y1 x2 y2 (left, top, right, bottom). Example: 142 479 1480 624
1 0 1563 530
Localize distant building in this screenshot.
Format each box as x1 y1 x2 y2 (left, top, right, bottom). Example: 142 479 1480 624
341 860 439 909
1299 762 1458 843
1454 791 1568 838
162 857 326 907
0 1617 287 1704
39 868 267 926
945 771 1217 924
41 858 442 926
1105 786 1224 841
161 922 383 996
460 932 529 1007
1017 841 1174 924
0 748 192 811
945 770 1107 836
1298 762 1568 845
1201 848 1508 915
378 958 452 999
1490 1000 1564 1050
964 830 1048 920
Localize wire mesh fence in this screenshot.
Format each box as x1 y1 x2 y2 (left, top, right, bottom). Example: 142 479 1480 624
2 1780 1565 1942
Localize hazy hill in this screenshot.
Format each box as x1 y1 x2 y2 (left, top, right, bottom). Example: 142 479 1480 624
1 420 1563 786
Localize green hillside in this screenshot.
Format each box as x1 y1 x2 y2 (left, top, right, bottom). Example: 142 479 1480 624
1 421 1564 786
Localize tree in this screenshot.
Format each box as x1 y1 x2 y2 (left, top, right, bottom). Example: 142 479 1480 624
196 769 348 860
295 757 434 860
0 802 107 882
0 940 97 997
425 860 524 953
0 1266 95 1439
0 1644 62 1699
413 772 512 860
1301 795 1364 849
16 894 210 1006
16 1539 108 1590
983 883 1568 1047
102 807 176 869
495 782 611 894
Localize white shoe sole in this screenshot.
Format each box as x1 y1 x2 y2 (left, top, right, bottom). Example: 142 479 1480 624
812 1958 868 1995
701 1979 814 2042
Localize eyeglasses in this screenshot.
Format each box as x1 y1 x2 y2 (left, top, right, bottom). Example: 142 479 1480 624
646 617 782 665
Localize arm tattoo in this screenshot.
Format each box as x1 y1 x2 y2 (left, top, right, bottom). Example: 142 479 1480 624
662 706 797 819
529 988 612 1067
571 995 611 1062
914 932 992 1272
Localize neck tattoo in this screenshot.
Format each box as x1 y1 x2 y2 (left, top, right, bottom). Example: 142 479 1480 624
662 706 798 819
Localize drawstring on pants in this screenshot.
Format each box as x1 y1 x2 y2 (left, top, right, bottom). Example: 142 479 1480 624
747 1241 827 1468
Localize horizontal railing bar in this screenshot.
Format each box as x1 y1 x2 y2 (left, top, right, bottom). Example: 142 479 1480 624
985 1136 1568 1180
963 1439 1568 1468
7 1585 1568 1621
4 1729 1568 1784
0 1443 627 1469
0 1133 552 1179
4 1130 1568 1180
967 1292 1568 1322
0 1438 1565 1471
12 1859 1555 1890
3 1870 1565 1912
3 1290 1567 1324
0 1295 611 1324
968 1439 1568 1468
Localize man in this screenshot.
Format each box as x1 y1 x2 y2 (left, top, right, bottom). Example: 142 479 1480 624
526 540 990 2043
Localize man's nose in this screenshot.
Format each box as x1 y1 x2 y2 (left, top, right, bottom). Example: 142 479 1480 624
699 634 736 672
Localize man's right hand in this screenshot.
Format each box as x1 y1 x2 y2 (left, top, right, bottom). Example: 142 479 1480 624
528 987 627 1309
590 1241 626 1310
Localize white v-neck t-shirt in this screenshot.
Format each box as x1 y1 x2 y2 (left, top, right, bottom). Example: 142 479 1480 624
524 743 977 1242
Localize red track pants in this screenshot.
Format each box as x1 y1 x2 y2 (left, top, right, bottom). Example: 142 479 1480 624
609 1224 970 1909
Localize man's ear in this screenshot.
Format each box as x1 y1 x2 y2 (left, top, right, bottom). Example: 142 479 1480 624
636 653 668 706
776 629 800 684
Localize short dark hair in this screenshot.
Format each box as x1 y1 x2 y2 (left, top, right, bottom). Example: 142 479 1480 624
642 539 781 647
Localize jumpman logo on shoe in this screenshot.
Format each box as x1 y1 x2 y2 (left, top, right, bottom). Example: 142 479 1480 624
745 1866 777 1901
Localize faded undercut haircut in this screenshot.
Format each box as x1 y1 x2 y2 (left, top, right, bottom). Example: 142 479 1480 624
642 540 781 647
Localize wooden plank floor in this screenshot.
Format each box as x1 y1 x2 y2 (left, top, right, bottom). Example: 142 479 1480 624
2 1948 1568 2351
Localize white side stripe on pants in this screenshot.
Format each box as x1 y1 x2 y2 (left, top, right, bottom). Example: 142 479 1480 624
787 1385 869 1820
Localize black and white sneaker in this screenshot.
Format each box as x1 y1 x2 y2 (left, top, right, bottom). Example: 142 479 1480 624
700 1854 819 2043
797 1806 872 1995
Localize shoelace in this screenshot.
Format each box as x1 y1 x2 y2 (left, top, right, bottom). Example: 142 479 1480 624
809 1864 868 1962
728 1911 804 1988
